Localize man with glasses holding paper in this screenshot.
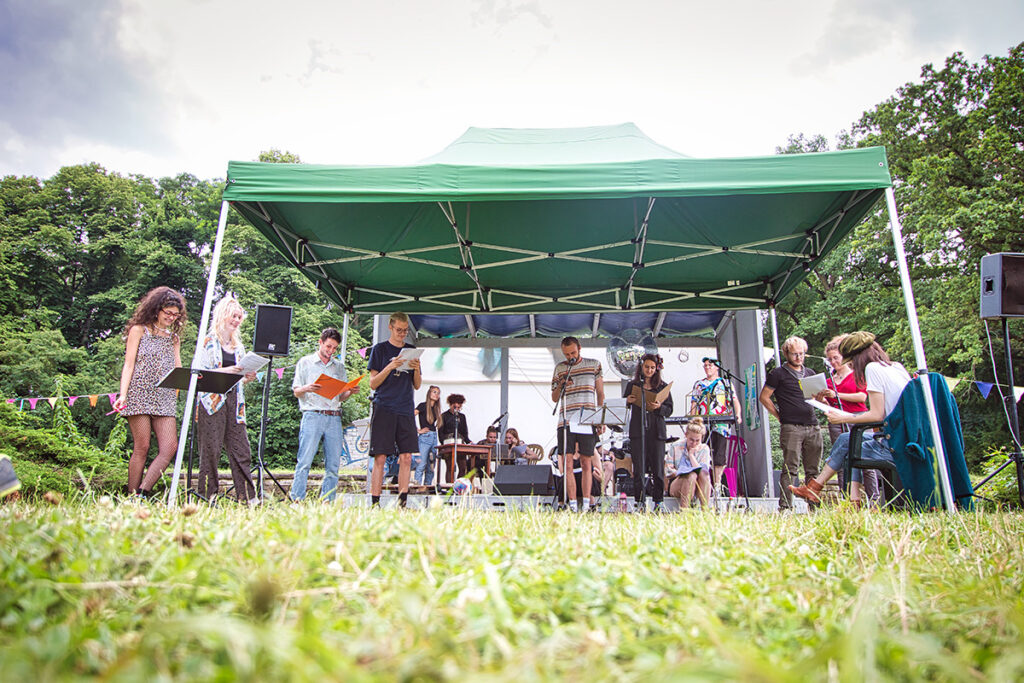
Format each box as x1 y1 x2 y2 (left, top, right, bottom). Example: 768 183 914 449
367 312 422 507
291 328 355 502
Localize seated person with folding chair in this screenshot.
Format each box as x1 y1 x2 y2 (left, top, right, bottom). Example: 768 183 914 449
790 332 909 507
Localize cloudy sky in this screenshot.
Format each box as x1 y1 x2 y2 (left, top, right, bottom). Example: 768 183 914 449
1 0 1021 180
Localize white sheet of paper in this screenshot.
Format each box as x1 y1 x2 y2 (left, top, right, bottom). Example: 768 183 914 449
235 352 270 374
799 372 828 398
568 420 591 434
395 348 423 372
805 398 852 417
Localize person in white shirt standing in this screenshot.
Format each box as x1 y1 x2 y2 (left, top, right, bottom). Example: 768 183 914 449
291 328 354 502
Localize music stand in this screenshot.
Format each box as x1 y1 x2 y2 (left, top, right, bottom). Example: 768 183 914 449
580 399 628 509
158 368 244 503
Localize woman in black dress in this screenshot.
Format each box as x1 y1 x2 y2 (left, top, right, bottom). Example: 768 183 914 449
623 353 674 511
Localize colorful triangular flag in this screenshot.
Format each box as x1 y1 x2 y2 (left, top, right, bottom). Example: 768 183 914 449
68 395 78 406
975 381 994 399
89 394 99 407
275 367 285 380
27 398 39 410
47 397 57 408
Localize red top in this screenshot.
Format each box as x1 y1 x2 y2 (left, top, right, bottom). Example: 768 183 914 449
826 371 867 412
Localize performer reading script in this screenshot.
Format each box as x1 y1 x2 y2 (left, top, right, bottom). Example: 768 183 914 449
367 312 421 507
689 357 742 496
624 353 674 512
550 336 604 512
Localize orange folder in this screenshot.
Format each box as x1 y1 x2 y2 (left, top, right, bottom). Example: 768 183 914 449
313 373 366 400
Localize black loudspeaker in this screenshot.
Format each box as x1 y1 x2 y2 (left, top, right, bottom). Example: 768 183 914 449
981 253 1024 319
252 304 292 356
493 465 553 496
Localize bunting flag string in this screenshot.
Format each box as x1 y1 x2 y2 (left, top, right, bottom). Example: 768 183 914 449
1 350 367 411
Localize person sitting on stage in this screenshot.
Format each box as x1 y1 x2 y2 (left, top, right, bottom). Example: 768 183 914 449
790 331 912 507
551 336 605 512
689 357 742 497
477 426 499 446
667 417 712 509
624 353 674 512
504 427 534 465
439 393 475 479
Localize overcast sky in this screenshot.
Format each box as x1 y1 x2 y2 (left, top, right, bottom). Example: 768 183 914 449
1 0 1021 181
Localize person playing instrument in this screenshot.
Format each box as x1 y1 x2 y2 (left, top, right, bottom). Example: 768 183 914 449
367 312 421 507
667 417 712 509
414 385 442 485
790 332 912 507
439 393 476 479
196 296 259 504
689 357 742 497
550 336 605 512
624 353 674 512
758 336 823 511
291 328 354 502
815 335 879 502
113 286 186 499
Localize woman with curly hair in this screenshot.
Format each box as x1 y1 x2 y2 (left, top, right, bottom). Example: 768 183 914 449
113 286 187 498
623 353 674 511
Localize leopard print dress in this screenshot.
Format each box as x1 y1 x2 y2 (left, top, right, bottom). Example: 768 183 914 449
123 327 177 417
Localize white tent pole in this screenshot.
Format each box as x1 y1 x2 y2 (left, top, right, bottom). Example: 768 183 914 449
341 312 349 357
769 306 781 367
885 188 956 511
166 200 231 507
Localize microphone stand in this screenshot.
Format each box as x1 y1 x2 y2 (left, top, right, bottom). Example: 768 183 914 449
709 362 750 511
637 380 649 510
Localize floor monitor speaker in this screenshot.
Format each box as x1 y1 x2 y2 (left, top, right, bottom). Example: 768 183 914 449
493 465 553 496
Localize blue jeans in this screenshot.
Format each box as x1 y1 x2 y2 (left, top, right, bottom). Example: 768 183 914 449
826 431 895 484
291 411 345 501
416 431 437 485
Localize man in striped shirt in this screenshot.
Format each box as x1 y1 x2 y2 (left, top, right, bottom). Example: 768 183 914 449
551 336 605 512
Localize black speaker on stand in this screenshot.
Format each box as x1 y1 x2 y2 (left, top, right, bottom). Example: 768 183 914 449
251 304 293 501
977 253 1024 507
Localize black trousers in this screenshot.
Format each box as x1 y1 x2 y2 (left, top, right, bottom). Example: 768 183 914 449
631 429 665 503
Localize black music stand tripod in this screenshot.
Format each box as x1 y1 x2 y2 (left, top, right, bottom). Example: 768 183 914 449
158 367 246 504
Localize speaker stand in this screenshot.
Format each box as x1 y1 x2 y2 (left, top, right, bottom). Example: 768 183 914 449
252 357 289 500
974 318 1024 507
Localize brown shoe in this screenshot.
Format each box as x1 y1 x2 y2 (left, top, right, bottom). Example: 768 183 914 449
789 479 823 504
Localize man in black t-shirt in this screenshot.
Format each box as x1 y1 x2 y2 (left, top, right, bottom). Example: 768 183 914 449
759 336 823 510
367 312 421 507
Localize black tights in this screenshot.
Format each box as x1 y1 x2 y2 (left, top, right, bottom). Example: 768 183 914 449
127 415 177 492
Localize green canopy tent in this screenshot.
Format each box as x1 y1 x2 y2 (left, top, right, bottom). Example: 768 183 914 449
165 124 957 511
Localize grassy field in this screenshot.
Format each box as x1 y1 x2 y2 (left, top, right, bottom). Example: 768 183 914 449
1 499 1023 682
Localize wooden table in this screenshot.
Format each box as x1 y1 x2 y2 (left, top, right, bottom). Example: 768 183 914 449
436 443 494 485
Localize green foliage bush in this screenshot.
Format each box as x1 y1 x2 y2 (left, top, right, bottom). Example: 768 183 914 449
0 402 126 498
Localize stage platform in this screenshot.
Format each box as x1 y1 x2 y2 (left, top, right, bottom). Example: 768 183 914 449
329 493 809 513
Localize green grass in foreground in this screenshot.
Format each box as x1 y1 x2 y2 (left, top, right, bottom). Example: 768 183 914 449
1 501 1023 682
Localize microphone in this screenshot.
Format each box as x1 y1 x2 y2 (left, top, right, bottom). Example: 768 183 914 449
701 357 724 369
490 411 508 428
567 357 578 366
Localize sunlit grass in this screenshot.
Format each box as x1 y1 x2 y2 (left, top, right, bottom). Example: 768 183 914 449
1 498 1022 681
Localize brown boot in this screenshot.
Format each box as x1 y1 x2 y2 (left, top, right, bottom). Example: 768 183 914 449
789 479 823 504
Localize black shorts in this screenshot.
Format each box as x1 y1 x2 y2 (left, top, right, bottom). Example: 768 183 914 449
369 406 418 456
709 430 730 467
555 425 597 457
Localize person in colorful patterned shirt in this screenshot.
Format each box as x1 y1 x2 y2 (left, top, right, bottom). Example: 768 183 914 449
550 336 605 512
689 357 742 497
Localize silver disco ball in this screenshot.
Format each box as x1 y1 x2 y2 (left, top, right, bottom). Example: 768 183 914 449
606 328 658 379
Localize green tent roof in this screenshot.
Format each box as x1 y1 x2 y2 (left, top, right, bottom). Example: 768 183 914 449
224 123 891 314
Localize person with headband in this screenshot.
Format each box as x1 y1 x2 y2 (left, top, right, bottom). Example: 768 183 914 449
667 417 712 509
790 331 912 507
